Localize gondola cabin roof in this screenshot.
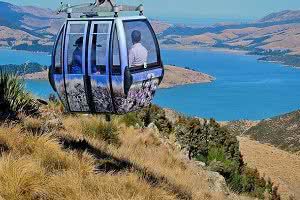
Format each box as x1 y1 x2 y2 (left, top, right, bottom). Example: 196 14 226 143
65 15 147 21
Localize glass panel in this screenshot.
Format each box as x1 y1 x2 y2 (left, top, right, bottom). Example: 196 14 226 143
67 24 86 74
70 24 86 33
112 29 121 75
123 20 158 68
54 27 63 74
90 23 110 75
95 23 109 34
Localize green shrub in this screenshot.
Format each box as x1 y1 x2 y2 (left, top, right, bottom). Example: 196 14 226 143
120 112 142 127
0 70 38 117
120 105 174 135
174 116 280 199
81 118 119 145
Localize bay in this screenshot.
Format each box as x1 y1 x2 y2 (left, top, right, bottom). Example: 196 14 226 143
2 48 300 121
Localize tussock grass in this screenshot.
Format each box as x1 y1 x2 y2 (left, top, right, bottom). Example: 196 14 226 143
0 105 235 200
0 155 46 199
22 117 44 135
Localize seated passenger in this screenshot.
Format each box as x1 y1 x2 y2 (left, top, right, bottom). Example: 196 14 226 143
129 30 148 67
71 37 83 74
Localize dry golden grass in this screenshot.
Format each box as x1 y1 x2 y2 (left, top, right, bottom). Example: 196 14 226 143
0 107 237 200
239 136 300 200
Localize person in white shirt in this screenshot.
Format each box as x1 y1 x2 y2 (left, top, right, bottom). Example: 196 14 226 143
129 30 148 67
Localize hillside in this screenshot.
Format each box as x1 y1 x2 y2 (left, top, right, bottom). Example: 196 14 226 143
0 1 171 52
243 110 300 152
223 110 300 153
2 1 300 65
239 137 300 200
160 10 300 54
0 69 285 199
259 10 300 23
0 1 62 50
0 104 253 200
159 10 300 67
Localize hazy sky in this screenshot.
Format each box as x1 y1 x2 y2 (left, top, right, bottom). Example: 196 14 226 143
6 0 300 19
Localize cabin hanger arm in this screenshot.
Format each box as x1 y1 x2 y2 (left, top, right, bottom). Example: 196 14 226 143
57 0 144 16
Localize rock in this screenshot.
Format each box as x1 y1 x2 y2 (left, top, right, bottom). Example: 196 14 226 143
147 122 159 134
207 171 230 195
195 161 206 167
163 108 180 124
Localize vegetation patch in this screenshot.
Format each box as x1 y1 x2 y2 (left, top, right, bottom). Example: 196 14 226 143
0 70 38 119
80 117 120 145
244 110 300 152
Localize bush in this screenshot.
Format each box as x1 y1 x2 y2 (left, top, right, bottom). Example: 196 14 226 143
0 70 38 118
174 116 280 199
138 105 173 136
120 112 142 127
80 117 119 145
121 105 173 136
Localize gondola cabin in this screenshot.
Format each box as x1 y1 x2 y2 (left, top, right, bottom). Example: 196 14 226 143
49 0 164 114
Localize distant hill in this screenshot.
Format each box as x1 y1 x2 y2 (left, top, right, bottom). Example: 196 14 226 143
1 0 300 67
225 110 300 153
0 1 171 53
159 10 300 67
244 110 300 152
259 10 300 23
0 1 63 52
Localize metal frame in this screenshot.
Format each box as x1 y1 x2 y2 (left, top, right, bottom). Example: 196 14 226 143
58 0 144 18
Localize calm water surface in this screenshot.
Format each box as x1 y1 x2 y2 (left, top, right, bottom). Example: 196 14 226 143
2 48 299 121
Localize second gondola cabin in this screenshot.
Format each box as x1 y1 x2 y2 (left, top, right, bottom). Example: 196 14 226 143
49 0 164 114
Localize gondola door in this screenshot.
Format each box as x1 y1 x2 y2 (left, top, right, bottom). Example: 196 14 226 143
64 21 90 112
87 21 114 113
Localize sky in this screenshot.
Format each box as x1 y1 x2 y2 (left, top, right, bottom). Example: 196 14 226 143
6 0 300 20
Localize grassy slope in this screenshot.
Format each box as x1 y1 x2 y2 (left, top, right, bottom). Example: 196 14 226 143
239 137 300 200
244 110 300 152
0 104 237 200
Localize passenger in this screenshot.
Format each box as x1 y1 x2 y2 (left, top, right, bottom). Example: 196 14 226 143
71 37 83 74
129 30 148 67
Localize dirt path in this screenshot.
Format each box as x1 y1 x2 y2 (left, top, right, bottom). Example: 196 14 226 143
238 137 300 200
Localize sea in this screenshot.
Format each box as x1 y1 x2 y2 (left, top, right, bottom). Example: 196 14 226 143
1 48 300 121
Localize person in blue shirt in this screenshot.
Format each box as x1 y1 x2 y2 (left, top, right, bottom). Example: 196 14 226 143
71 37 83 74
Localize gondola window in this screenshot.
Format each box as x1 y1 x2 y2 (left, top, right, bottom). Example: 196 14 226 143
124 21 158 69
66 24 86 74
90 23 111 75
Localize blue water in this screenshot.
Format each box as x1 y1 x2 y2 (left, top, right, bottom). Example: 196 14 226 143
0 48 50 65
1 48 300 121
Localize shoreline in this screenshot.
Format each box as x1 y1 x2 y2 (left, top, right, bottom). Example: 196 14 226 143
24 65 216 89
161 45 300 68
161 45 249 55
